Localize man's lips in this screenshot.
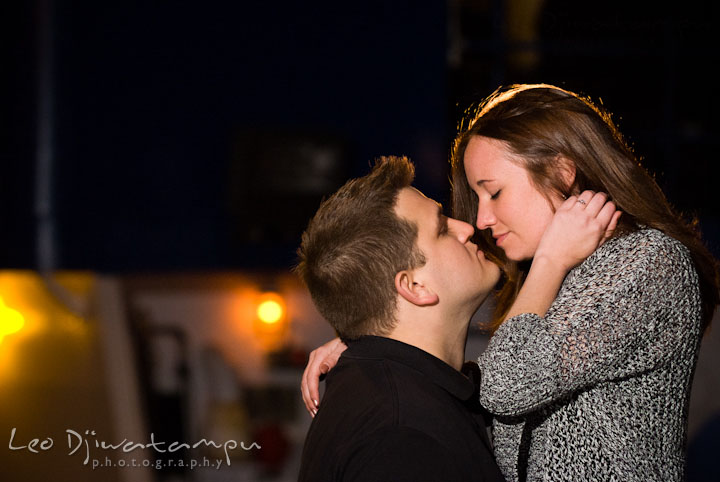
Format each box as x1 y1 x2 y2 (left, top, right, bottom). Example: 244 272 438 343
471 243 485 259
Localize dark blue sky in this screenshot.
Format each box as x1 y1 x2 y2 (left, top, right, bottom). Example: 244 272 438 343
3 1 448 270
2 1 718 271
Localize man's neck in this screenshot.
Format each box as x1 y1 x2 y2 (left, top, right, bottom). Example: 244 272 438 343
387 317 469 370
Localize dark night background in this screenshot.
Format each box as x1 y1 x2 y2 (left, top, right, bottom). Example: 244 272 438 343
2 0 719 270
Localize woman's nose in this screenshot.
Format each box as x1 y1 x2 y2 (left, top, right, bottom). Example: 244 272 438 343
475 203 496 230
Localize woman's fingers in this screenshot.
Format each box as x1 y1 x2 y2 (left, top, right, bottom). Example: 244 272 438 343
301 351 320 416
302 343 330 416
569 191 616 223
574 190 596 208
570 190 621 246
300 338 347 417
540 190 620 271
596 198 617 227
601 210 623 245
562 191 597 213
582 191 607 215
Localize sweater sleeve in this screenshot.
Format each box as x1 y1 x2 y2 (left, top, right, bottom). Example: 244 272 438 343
479 229 701 417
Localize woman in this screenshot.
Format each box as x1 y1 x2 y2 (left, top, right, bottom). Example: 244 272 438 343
301 84 719 481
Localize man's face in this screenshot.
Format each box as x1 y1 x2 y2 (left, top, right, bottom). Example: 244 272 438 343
394 187 501 309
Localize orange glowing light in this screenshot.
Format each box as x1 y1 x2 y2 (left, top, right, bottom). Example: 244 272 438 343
251 292 288 351
257 298 284 324
0 297 25 342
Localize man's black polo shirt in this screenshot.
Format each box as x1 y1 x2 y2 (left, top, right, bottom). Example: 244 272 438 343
298 336 504 482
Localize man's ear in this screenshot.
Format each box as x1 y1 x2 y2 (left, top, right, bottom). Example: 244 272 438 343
395 270 439 307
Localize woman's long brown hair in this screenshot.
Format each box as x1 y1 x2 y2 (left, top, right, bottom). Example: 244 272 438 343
451 84 719 334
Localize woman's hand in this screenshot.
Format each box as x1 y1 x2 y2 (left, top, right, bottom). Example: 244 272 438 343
301 337 348 416
535 191 622 273
503 191 621 321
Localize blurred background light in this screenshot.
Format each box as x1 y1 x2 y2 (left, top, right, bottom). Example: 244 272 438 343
0 298 25 342
253 292 289 352
257 295 285 325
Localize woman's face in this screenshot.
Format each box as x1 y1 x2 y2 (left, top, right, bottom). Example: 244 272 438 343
463 136 564 261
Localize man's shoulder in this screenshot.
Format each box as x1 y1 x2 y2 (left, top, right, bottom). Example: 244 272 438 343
297 355 408 481
329 343 459 413
300 344 503 482
299 423 475 482
324 350 485 448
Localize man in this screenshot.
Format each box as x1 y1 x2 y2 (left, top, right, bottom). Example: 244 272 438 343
295 156 504 482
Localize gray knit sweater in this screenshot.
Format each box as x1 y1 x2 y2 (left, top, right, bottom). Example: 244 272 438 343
479 228 703 482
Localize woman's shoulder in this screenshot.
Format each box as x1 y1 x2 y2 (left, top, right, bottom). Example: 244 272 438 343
581 227 696 282
601 227 689 260
563 227 700 309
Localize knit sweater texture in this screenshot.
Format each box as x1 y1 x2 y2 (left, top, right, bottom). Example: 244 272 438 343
479 228 703 482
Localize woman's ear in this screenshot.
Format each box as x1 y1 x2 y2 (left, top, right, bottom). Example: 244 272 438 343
395 270 439 307
557 156 577 193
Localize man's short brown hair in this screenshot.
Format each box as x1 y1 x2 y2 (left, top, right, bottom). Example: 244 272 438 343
295 156 426 340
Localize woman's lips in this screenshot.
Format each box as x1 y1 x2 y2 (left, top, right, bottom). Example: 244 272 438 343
494 233 508 246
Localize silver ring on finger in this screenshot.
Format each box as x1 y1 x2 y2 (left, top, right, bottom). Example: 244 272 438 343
577 199 587 205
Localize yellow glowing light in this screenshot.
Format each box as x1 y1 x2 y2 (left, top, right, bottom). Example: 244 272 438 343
257 299 284 324
0 297 25 341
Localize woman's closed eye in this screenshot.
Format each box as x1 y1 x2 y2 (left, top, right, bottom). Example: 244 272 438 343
490 189 502 200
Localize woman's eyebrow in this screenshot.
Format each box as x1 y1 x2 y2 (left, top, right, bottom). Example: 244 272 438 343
475 178 495 186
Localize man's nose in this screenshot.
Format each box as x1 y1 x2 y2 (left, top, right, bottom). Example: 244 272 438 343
449 218 475 243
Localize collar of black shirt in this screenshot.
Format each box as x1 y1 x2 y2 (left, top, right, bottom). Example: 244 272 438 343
343 335 477 403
